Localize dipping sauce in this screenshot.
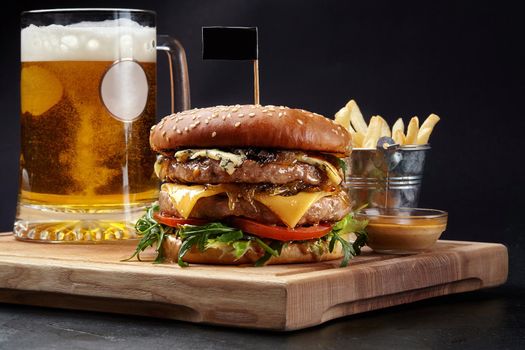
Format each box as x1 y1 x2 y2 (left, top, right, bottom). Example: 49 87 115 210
355 208 448 254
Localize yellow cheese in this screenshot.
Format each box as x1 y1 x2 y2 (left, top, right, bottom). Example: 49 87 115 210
161 183 226 219
254 191 331 228
161 183 331 228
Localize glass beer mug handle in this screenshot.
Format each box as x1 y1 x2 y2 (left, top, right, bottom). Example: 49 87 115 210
156 35 191 113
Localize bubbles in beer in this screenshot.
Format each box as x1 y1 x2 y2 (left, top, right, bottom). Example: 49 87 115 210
21 19 156 62
19 18 157 207
21 65 63 115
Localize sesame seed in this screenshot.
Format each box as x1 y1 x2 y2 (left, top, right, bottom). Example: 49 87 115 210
211 131 217 137
268 113 273 117
184 127 188 132
192 115 197 120
212 113 218 118
297 119 304 125
150 125 155 130
195 120 201 126
237 113 244 117
248 113 255 117
169 115 176 120
234 122 241 128
205 119 209 124
262 109 268 113
222 115 226 121
280 106 285 110
227 113 232 118
172 126 177 131
176 129 182 134
278 112 283 117
232 108 239 113
161 131 166 136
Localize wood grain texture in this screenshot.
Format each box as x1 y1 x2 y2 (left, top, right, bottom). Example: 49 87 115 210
0 236 508 330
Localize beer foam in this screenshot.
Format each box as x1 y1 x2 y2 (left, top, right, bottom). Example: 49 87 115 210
21 19 156 62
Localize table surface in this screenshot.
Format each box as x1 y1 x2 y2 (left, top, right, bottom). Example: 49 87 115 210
1 237 523 350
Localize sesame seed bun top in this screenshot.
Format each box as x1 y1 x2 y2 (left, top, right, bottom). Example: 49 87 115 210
150 104 352 155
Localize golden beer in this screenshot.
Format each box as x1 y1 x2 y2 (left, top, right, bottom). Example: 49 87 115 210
20 61 157 207
16 14 160 242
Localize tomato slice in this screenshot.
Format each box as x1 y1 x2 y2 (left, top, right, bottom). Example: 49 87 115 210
230 217 332 241
154 213 210 227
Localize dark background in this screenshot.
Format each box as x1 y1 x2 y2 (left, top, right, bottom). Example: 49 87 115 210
1 0 523 286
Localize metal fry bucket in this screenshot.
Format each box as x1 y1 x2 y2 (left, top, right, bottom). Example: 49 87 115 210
346 145 430 208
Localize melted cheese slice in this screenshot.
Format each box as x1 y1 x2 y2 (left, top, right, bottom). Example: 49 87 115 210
161 183 332 227
161 183 226 219
254 191 331 228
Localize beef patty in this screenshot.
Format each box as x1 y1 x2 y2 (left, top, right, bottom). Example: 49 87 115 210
158 190 351 226
156 156 327 186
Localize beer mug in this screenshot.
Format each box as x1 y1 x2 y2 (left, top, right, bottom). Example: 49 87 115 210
15 9 190 242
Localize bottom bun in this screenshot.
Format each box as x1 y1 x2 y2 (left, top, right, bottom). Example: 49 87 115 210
161 234 351 265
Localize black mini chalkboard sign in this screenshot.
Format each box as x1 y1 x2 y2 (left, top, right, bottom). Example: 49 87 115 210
202 27 260 104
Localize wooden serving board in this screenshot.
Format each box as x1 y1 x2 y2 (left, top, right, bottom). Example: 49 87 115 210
0 236 507 331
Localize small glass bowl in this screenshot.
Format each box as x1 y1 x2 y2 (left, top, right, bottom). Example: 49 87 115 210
355 207 448 254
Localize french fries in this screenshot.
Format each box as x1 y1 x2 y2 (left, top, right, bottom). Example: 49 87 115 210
392 118 404 135
334 106 351 132
347 100 368 134
363 116 382 149
405 116 419 144
334 99 440 148
417 113 440 145
393 129 406 145
377 116 391 137
352 132 365 148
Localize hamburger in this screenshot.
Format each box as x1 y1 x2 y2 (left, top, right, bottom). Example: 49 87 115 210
129 104 367 266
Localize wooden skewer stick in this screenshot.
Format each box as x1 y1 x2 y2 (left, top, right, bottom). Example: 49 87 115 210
253 59 260 105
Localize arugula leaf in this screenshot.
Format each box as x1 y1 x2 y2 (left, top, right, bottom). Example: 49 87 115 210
178 223 237 238
178 234 200 267
328 233 337 253
252 237 279 257
328 213 368 267
175 223 248 265
232 241 251 259
331 230 354 267
217 229 243 242
123 204 174 263
254 240 284 267
337 158 348 178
